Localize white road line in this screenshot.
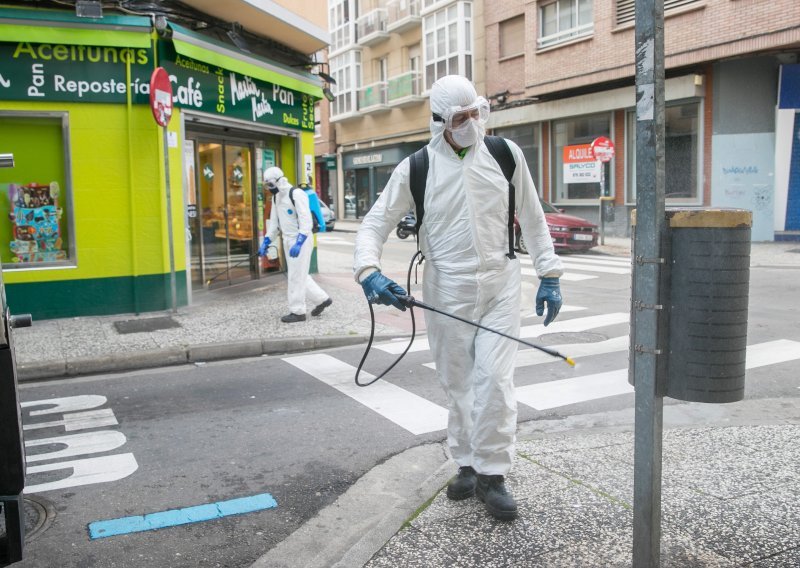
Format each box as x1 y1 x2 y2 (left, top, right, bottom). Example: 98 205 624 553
283 353 448 435
519 312 629 338
556 256 632 268
570 254 631 264
376 312 630 355
516 369 632 410
521 267 597 281
558 262 630 275
516 339 800 411
745 339 800 368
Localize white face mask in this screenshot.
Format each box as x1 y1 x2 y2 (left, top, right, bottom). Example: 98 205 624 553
449 120 482 148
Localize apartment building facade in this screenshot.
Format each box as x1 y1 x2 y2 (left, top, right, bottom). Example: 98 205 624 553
327 0 486 219
483 0 800 241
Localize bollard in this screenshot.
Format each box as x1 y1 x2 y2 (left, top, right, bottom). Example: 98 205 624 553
664 208 752 403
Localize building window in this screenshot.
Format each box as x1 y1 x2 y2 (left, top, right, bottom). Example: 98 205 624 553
499 15 525 59
538 0 593 49
329 0 355 53
550 112 612 203
616 0 702 27
330 50 362 117
314 102 321 137
626 101 701 204
423 1 473 90
1 112 76 269
494 124 541 191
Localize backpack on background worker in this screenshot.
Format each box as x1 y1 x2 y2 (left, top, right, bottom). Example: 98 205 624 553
274 184 325 233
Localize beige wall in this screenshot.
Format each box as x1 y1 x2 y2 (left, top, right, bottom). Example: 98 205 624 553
273 0 330 35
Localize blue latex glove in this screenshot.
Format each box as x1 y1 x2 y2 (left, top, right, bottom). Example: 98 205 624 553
536 277 562 326
258 237 271 257
360 271 407 311
289 233 307 258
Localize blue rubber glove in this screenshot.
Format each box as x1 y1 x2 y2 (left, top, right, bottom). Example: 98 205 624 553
258 237 271 257
536 277 562 326
361 271 407 311
289 233 307 258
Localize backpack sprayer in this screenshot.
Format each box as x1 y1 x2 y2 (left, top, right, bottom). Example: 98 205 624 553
354 251 575 387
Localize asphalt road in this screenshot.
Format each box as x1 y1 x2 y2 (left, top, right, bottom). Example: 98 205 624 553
11 233 800 567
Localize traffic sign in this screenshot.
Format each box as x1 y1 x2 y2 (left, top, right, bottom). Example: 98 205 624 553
591 136 615 162
149 67 173 127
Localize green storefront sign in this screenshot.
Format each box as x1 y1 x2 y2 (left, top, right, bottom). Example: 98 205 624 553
0 40 315 132
0 41 152 103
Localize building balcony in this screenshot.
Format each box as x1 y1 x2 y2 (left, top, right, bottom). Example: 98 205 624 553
356 9 389 47
387 0 421 33
358 82 390 113
387 71 425 107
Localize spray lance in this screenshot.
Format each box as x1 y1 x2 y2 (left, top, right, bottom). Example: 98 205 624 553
354 251 575 388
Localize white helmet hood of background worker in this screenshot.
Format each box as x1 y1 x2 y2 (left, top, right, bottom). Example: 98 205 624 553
263 166 292 194
429 75 490 148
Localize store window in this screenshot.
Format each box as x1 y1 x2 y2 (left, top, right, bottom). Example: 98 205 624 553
494 123 541 191
423 1 473 89
551 112 612 203
538 0 593 49
626 100 701 204
0 112 75 268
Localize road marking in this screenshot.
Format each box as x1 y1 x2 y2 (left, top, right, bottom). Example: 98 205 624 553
556 256 631 268
88 494 277 539
316 236 354 246
517 369 632 410
284 354 448 435
26 431 127 463
23 408 118 432
521 267 596 281
569 254 631 264
516 339 800 411
558 262 630 275
25 454 139 494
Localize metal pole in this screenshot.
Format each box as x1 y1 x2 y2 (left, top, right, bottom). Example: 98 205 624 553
600 165 606 245
632 0 666 566
163 127 178 313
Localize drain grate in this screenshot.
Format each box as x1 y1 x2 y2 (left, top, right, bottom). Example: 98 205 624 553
114 316 182 334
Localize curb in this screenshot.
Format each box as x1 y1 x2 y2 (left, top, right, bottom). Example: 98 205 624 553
16 333 406 382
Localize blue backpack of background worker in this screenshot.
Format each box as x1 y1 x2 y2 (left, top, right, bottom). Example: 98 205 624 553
279 185 326 233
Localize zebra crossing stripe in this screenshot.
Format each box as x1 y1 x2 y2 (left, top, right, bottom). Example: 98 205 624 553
569 254 631 264
558 262 630 275
521 267 596 281
283 353 448 435
516 339 800 411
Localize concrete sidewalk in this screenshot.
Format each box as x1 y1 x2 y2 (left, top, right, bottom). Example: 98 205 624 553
253 398 800 568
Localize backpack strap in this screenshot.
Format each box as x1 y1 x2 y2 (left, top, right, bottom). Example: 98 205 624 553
408 147 429 233
484 135 517 259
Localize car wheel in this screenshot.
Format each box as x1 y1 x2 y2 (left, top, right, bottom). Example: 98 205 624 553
516 232 528 254
327 223 334 232
396 227 410 239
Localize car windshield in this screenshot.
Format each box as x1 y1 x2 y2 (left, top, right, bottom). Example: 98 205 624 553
539 199 559 213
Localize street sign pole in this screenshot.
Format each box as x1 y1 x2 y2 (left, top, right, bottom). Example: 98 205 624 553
150 67 177 313
632 0 666 566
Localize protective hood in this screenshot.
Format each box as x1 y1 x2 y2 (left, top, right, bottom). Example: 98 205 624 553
428 75 489 147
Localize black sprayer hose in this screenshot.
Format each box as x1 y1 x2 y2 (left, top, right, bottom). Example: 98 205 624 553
396 295 575 367
354 250 425 387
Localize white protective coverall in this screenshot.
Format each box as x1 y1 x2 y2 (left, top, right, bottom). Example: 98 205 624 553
353 75 563 475
265 176 329 316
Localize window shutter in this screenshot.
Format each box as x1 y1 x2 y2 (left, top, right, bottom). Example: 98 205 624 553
617 0 700 26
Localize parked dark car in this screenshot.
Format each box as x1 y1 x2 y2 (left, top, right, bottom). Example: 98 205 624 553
515 199 598 254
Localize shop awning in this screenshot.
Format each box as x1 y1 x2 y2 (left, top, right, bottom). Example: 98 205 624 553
169 23 323 99
0 8 151 47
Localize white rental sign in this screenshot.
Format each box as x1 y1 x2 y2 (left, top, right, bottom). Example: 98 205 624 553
563 144 601 183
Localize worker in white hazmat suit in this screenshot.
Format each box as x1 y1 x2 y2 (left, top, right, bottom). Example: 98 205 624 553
259 166 332 323
353 75 563 521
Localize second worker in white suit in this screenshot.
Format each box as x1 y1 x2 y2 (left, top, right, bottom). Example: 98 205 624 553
354 75 564 521
259 166 332 323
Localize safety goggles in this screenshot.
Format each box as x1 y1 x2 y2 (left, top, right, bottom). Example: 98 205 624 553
432 97 490 130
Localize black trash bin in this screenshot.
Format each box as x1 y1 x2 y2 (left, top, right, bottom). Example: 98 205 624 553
664 208 752 403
